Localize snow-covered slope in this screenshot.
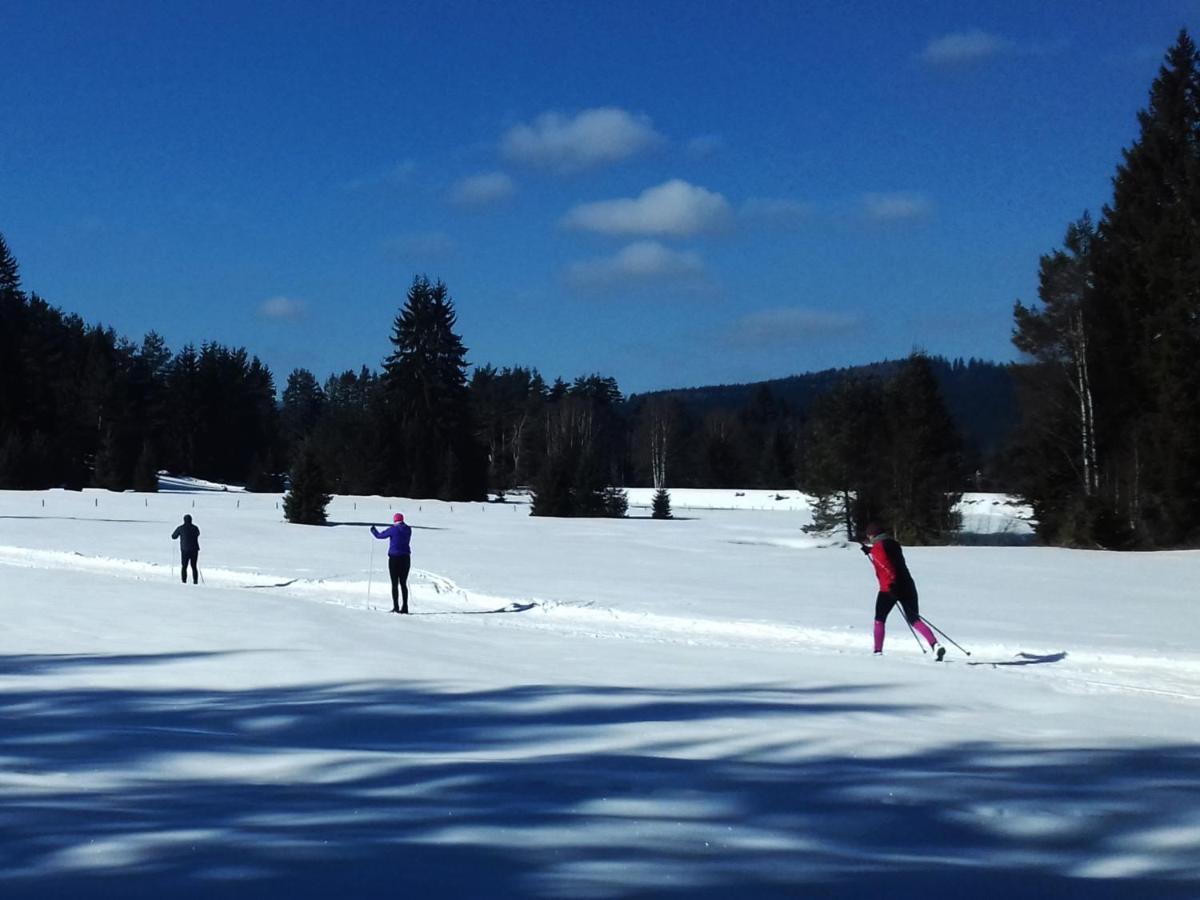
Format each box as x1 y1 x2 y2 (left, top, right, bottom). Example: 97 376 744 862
1 488 1197 898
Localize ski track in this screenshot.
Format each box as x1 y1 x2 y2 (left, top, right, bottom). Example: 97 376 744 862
2 544 1197 705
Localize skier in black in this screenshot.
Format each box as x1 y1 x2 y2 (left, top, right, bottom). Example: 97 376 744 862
171 514 200 584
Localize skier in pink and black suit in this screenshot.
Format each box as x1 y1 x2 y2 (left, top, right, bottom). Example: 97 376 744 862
862 522 945 661
371 513 412 614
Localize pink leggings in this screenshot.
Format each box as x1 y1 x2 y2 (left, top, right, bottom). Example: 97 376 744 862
874 590 936 652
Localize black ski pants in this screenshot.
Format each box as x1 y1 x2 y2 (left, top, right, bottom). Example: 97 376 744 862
181 550 199 584
875 586 919 624
388 555 411 611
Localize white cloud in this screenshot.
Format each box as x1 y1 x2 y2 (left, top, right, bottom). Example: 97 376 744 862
567 241 708 292
920 29 1012 66
727 307 860 348
563 179 732 237
862 191 934 224
258 296 307 321
382 232 456 260
740 197 811 228
502 107 664 172
449 172 516 206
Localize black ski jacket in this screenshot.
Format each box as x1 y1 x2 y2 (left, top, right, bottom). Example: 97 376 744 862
171 523 200 554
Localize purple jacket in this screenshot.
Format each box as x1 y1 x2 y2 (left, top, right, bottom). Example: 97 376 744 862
371 523 412 556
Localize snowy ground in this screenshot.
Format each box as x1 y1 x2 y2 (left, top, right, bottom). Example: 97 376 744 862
1 485 1198 898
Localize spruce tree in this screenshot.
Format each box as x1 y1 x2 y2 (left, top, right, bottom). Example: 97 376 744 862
798 376 881 538
0 232 21 300
880 354 963 543
602 485 629 518
381 276 486 500
283 445 333 525
281 368 326 459
1091 30 1200 544
0 233 26 456
799 358 962 544
530 450 574 516
652 487 673 519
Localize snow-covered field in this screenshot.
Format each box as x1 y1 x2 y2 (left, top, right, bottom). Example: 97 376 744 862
1 485 1198 898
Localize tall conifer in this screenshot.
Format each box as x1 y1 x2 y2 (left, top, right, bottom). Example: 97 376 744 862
1091 30 1200 544
381 277 486 500
283 445 332 525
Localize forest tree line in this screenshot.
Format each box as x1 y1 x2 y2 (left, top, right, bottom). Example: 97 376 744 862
4 32 1199 548
0 242 974 540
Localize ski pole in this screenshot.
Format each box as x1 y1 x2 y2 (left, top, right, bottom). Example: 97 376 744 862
900 610 927 653
919 615 971 657
367 534 376 607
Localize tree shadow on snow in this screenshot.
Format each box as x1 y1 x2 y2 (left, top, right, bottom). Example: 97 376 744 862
0 653 1196 899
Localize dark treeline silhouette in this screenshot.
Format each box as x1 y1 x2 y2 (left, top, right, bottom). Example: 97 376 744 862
0 236 981 535
0 240 279 493
634 356 1014 474
0 230 975 533
1010 30 1200 548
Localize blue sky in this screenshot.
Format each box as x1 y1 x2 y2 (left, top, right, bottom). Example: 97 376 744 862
3 1 1197 394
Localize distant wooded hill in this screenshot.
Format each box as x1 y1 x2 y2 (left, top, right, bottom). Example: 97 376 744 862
631 357 1017 460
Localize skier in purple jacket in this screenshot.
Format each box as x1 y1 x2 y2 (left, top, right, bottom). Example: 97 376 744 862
371 513 412 614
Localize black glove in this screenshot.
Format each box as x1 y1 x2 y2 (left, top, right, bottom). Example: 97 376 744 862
859 543 871 556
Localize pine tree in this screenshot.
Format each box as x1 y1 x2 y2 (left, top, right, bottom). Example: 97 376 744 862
381 276 486 500
0 232 21 299
280 368 326 460
880 354 963 543
530 450 574 516
0 234 26 462
799 358 962 544
1090 30 1200 545
652 487 673 519
602 485 629 518
798 376 880 538
283 445 332 525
